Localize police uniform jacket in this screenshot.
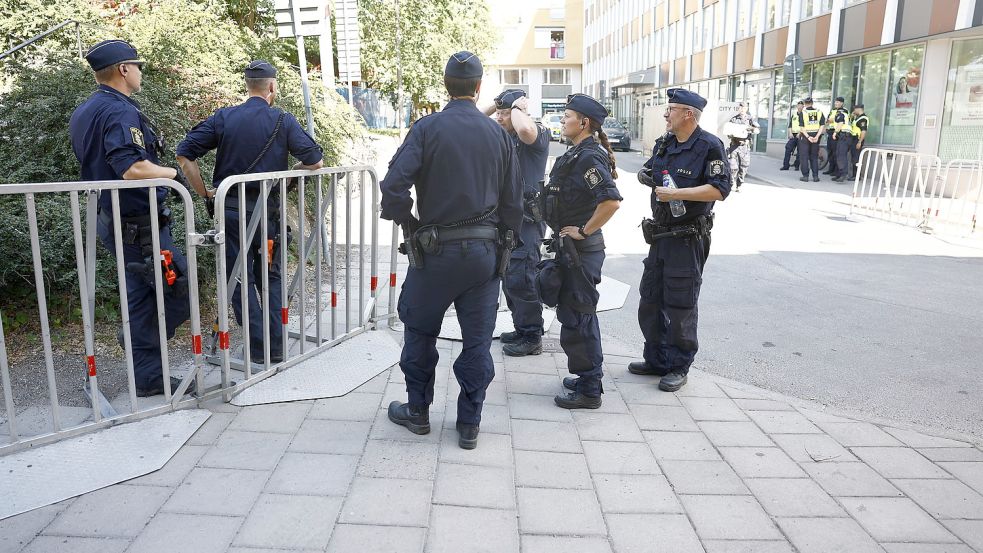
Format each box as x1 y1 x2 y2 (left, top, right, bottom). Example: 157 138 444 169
643 127 732 224
70 84 166 217
380 99 523 234
545 136 623 229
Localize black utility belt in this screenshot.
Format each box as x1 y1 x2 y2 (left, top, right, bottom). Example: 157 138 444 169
641 214 713 244
417 225 499 251
99 208 171 245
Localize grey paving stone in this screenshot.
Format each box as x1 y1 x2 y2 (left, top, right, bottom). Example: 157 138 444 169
326 524 426 553
644 431 721 461
484 381 508 406
615 382 682 405
515 450 592 489
309 392 384 421
187 411 236 445
661 460 750 495
839 497 960 543
582 440 662 475
745 410 822 434
433 462 515 509
629 404 699 431
719 447 806 478
455 403 511 435
438 431 514 467
508 393 573 422
502 352 562 374
520 535 613 553
162 467 268 516
882 544 975 553
674 377 727 398
771 433 857 463
339 477 433 526
357 372 391 394
939 462 983 494
893 478 983 519
746 478 847 517
850 447 951 479
719 385 765 400
127 512 240 553
702 540 795 553
679 397 749 421
883 427 974 449
516 488 605 535
699 421 775 447
234 494 342 549
20 536 129 553
732 399 795 411
506 372 562 396
226 402 311 433
592 473 682 513
777 517 884 553
796 408 856 424
680 495 782 540
802 462 903 497
128 444 209 487
198 430 291 470
606 513 704 553
357 439 439 480
511 419 582 453
942 520 983 552
0 504 67 553
817 422 904 447
289 419 372 454
266 452 359 496
45 484 170 537
571 412 645 442
427 505 519 553
920 448 983 462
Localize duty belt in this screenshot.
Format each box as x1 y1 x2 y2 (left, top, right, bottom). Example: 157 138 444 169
98 208 171 245
641 214 713 244
432 225 499 243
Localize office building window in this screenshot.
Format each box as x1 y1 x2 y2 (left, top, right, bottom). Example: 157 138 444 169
714 1 727 46
499 69 528 85
535 28 566 59
800 0 832 19
543 68 571 84
737 0 750 39
834 56 860 107
884 44 924 146
858 51 889 145
939 38 983 161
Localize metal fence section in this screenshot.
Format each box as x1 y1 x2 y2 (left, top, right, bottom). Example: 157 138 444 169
925 159 983 236
0 180 207 455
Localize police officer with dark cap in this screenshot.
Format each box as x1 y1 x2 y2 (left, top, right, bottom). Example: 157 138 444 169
632 89 730 392
797 97 826 182
176 60 324 365
825 96 848 177
70 39 194 397
543 93 622 409
381 51 523 449
481 89 550 357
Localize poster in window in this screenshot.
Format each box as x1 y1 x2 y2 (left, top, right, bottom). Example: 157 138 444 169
950 64 983 126
888 67 920 125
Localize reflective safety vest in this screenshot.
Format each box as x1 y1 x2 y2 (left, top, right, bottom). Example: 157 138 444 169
851 114 869 137
801 108 823 135
828 108 847 132
790 111 802 133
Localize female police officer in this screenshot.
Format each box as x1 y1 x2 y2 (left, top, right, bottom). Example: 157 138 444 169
541 94 622 409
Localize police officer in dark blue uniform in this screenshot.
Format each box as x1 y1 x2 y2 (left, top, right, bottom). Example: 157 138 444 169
69 39 194 397
176 60 324 364
633 89 730 392
543 93 622 409
482 89 550 357
381 52 523 449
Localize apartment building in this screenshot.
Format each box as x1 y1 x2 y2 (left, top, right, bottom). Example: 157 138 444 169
584 0 983 161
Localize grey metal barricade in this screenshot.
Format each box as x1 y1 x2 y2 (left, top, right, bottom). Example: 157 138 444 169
850 148 944 228
924 159 983 236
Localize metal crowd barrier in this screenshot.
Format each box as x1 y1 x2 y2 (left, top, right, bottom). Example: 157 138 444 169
850 148 944 229
925 159 983 236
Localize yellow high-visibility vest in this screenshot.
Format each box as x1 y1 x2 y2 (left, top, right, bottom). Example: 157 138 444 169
802 108 823 134
828 108 847 132
851 114 869 137
791 112 802 133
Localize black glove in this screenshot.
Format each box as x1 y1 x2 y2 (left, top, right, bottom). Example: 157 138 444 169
205 196 215 219
637 168 656 188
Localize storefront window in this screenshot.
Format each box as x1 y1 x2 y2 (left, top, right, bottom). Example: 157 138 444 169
858 50 889 145
773 70 792 140
939 38 983 162
834 56 860 107
882 44 924 146
810 61 834 110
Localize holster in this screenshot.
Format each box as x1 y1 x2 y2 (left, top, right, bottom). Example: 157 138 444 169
524 190 545 224
498 228 515 278
398 222 425 269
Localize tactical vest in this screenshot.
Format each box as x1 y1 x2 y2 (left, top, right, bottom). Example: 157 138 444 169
851 114 869 137
827 108 847 133
802 108 822 135
544 149 597 230
790 112 802 133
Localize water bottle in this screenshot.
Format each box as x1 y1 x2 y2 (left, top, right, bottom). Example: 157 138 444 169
661 170 687 217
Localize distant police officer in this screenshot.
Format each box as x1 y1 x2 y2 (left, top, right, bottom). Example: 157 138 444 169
176 60 324 365
381 52 523 449
545 93 622 409
798 97 827 182
725 102 759 191
848 104 869 180
825 96 848 177
70 39 193 397
481 89 550 357
632 89 730 392
781 101 804 171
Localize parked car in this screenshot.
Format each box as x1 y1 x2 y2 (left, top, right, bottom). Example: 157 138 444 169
602 118 631 151
542 112 563 141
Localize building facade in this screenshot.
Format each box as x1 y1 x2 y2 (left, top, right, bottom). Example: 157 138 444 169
485 0 585 119
584 0 983 161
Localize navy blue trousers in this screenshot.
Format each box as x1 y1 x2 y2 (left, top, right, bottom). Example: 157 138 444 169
835 135 855 178
782 137 799 169
798 137 821 178
637 233 709 376
504 221 546 337
557 247 605 396
397 239 499 425
97 218 191 389
826 132 838 174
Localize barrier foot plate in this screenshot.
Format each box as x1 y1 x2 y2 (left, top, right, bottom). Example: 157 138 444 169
82 381 119 419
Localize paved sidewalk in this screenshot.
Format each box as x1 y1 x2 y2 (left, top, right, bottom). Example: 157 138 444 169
2 329 982 553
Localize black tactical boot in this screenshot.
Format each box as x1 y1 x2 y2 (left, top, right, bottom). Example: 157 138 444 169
500 330 522 344
562 376 579 391
554 391 601 409
658 371 688 392
456 422 479 450
628 361 661 375
387 401 430 435
137 376 196 398
503 337 543 357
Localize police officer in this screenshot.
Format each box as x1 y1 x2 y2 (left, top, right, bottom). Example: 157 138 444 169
69 39 193 397
632 89 730 392
798 97 827 182
780 101 804 171
481 89 550 357
381 52 523 449
824 96 848 177
176 60 324 365
725 101 759 191
848 104 869 180
545 93 622 409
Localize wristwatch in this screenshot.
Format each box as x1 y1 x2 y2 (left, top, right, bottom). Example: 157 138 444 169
578 225 590 237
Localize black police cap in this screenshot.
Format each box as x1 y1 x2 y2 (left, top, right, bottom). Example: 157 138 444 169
835 96 845 102
495 89 526 109
85 39 144 71
444 51 483 79
853 103 864 109
565 93 608 123
667 88 707 111
245 60 277 79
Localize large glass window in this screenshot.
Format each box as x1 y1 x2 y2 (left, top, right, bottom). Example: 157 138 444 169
500 69 528 85
714 1 727 46
810 60 834 110
858 51 889 145
773 70 792 139
737 0 750 39
882 44 924 145
834 56 860 107
939 38 983 162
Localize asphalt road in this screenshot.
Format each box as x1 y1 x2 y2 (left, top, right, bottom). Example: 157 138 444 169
549 140 983 441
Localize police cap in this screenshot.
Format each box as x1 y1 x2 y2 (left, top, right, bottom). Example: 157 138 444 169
796 100 804 105
565 93 608 122
853 103 864 109
445 51 483 79
667 88 707 111
85 39 144 71
803 97 814 104
495 89 526 109
245 60 277 79
835 96 845 102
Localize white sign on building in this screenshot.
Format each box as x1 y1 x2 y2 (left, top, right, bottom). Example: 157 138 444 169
335 0 361 83
274 0 327 38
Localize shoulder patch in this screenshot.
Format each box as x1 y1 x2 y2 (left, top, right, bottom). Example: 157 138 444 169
130 127 145 149
709 159 725 176
584 167 603 189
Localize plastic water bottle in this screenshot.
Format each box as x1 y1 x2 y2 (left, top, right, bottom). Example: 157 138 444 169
661 170 687 217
